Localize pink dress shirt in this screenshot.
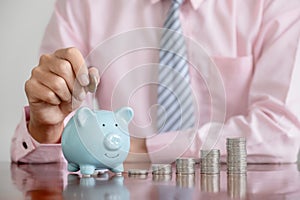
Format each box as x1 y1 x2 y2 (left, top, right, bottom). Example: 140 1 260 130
11 0 300 164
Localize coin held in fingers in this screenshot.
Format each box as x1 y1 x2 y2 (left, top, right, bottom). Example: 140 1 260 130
86 74 98 93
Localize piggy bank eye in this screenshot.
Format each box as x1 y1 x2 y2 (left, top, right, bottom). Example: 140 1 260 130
115 124 118 127
102 124 105 127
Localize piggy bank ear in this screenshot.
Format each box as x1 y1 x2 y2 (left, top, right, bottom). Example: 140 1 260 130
75 107 95 127
115 107 134 123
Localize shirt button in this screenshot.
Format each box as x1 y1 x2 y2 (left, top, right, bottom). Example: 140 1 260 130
22 141 28 149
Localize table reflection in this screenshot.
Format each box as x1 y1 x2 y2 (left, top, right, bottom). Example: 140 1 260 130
10 162 65 200
227 174 247 199
8 162 300 200
201 174 220 193
64 174 130 200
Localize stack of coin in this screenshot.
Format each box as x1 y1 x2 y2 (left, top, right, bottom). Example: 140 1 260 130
200 149 220 174
152 164 172 175
128 169 148 179
226 137 247 174
176 158 196 174
152 164 173 182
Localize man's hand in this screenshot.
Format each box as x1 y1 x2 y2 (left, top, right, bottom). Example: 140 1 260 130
25 47 99 143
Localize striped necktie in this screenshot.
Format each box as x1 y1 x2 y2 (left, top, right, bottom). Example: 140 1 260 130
157 0 195 132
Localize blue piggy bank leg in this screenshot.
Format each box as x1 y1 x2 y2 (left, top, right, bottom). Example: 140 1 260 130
67 163 80 172
111 164 124 173
80 165 96 176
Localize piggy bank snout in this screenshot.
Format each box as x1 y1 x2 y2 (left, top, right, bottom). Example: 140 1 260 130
104 133 122 150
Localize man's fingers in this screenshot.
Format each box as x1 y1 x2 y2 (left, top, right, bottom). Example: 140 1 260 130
54 47 89 86
44 56 76 93
32 67 72 102
38 48 98 106
72 79 86 101
25 79 61 105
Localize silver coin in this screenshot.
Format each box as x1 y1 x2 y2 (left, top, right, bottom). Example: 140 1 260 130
200 149 221 174
176 158 196 164
176 168 195 174
176 158 196 174
226 137 247 174
128 169 149 175
152 164 172 175
201 149 220 156
227 137 246 142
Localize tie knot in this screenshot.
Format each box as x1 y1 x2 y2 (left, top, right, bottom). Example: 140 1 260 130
173 0 184 6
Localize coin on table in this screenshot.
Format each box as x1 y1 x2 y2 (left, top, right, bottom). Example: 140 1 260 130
200 149 220 174
152 164 172 175
226 137 247 174
176 158 196 174
128 169 149 175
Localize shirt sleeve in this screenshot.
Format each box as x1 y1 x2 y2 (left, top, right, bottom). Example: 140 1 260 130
11 95 93 163
10 107 65 163
146 0 300 164
10 0 92 163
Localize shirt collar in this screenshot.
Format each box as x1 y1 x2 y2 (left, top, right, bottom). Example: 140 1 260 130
151 0 203 10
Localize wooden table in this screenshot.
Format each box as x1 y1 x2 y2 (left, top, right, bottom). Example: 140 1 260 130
1 162 300 199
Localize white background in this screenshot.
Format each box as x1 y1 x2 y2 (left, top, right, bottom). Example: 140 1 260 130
0 0 56 161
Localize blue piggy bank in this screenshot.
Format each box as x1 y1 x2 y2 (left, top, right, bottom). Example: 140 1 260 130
61 106 134 175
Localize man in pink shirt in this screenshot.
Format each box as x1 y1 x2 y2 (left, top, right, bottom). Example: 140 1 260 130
11 0 300 164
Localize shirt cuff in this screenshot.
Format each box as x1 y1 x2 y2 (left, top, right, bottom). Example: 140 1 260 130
10 106 65 163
